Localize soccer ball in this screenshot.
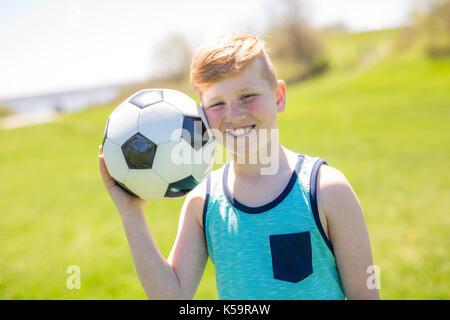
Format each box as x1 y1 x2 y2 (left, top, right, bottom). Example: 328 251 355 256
102 89 215 199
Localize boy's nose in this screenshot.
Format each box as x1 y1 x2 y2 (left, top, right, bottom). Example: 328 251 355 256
225 103 246 124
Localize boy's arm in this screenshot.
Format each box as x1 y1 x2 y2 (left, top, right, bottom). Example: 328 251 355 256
318 165 380 300
99 148 208 299
167 180 209 299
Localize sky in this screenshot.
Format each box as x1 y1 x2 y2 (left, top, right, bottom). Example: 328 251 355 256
0 0 427 100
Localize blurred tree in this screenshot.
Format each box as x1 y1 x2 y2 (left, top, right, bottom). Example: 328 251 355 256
395 0 450 56
151 33 192 82
118 33 195 102
264 0 328 83
121 33 196 100
419 0 450 56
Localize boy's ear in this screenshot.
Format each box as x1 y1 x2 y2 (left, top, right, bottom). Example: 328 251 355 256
276 80 286 113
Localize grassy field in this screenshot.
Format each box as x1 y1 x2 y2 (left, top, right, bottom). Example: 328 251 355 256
0 30 449 299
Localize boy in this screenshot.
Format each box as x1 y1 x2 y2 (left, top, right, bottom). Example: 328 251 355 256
98 34 379 300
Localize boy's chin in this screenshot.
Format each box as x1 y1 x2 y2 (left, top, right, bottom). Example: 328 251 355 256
227 146 263 163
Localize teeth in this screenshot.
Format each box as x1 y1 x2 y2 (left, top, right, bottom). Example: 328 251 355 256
227 126 253 136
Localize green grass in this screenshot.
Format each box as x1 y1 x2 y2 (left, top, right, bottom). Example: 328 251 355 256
0 30 449 299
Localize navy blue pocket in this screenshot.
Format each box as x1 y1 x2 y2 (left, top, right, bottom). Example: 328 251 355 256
270 232 313 283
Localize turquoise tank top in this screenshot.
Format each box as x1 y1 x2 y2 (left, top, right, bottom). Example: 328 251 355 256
203 154 346 300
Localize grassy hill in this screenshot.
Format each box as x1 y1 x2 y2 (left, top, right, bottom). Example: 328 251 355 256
0 29 449 299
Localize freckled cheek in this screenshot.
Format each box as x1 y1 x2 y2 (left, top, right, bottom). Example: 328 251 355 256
204 109 223 130
246 97 270 118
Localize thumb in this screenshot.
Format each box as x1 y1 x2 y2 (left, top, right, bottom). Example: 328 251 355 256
98 145 116 189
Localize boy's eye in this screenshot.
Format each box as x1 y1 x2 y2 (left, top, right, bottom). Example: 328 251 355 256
241 94 256 102
208 102 224 109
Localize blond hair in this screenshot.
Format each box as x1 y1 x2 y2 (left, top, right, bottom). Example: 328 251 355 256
190 34 277 96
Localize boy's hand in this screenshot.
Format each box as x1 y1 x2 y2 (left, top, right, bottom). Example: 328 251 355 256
98 145 147 216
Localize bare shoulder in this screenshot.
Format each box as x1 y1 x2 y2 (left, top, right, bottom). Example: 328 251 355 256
181 177 208 227
317 165 361 219
318 165 351 194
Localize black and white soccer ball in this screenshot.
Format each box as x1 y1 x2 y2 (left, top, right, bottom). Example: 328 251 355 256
102 89 215 199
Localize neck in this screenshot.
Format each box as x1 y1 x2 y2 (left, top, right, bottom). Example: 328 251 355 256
231 143 288 178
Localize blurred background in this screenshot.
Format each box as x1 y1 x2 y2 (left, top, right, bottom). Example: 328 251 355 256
0 0 448 299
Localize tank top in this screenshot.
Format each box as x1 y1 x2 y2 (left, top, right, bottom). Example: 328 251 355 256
202 154 346 299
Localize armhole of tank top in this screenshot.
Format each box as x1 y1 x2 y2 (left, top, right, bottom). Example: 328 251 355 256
202 173 211 250
310 159 334 254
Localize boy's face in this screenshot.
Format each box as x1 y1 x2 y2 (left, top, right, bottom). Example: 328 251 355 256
200 57 286 158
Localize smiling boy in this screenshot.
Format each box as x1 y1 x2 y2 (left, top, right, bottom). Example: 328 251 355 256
98 34 379 300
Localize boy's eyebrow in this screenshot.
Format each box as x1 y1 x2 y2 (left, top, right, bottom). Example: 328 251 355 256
237 86 261 94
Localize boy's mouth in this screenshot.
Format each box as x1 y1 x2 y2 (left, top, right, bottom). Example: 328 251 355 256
225 125 256 137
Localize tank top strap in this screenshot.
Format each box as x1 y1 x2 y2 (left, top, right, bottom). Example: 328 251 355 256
297 156 333 253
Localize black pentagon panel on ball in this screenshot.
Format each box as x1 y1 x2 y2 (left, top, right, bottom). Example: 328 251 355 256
121 133 157 169
181 116 210 151
129 90 164 109
165 175 199 198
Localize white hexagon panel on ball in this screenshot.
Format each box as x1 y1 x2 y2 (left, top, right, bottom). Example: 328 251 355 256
164 89 202 118
106 102 141 146
152 139 195 183
102 139 129 184
138 102 184 145
124 169 168 200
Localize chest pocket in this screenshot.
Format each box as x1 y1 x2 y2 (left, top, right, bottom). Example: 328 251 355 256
269 232 313 283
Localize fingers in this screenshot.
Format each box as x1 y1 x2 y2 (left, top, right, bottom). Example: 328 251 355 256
98 145 116 189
